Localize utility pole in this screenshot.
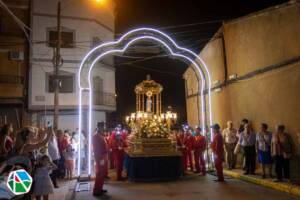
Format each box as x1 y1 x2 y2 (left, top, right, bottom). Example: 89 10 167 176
53 1 61 130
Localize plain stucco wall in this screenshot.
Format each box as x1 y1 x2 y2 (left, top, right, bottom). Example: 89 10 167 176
184 2 300 154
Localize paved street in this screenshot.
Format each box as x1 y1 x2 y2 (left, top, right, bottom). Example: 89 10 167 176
74 174 300 200
50 179 77 200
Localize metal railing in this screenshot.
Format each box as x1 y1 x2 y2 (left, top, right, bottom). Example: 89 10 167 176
93 92 116 106
0 75 24 84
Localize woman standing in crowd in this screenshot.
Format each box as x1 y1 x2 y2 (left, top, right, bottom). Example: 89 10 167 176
64 134 76 180
33 155 57 200
15 127 53 163
0 124 14 161
239 123 256 175
57 130 68 178
271 125 294 182
256 123 273 178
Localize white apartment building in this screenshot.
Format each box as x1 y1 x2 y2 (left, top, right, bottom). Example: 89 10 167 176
29 0 116 132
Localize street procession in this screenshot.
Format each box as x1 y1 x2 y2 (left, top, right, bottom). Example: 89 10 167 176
1 0 300 200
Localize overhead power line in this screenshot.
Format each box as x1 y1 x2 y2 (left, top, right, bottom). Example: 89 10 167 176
123 63 182 77
158 19 224 30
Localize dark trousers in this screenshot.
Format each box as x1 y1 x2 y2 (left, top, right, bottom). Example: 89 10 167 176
243 145 256 174
194 150 206 174
50 159 59 187
274 155 290 180
214 157 224 181
114 150 124 180
94 158 107 193
58 156 66 178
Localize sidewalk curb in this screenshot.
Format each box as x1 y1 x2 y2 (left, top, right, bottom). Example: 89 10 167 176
224 170 300 197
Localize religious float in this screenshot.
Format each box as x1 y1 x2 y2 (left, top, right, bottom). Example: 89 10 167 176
125 75 182 181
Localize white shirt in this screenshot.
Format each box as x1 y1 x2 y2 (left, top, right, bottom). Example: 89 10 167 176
73 132 86 151
73 132 86 158
222 128 237 144
256 132 272 151
48 136 60 161
64 144 76 160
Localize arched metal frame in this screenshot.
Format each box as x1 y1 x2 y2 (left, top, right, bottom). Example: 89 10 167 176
77 28 213 176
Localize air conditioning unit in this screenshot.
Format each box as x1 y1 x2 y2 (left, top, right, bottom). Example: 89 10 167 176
9 51 24 61
35 95 45 102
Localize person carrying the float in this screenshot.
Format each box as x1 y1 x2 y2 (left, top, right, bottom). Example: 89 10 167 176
210 123 225 182
176 125 186 174
176 124 193 173
92 122 108 196
194 126 207 175
109 124 127 181
184 125 195 172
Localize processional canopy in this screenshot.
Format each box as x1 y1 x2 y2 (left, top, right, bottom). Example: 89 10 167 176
134 75 163 114
125 75 180 156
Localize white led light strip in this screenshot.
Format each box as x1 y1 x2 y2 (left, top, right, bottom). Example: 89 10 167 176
77 28 213 176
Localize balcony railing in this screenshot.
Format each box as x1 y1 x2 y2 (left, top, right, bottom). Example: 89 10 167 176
93 92 116 106
0 75 24 84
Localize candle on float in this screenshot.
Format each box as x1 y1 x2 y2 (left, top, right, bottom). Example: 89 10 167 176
173 113 177 120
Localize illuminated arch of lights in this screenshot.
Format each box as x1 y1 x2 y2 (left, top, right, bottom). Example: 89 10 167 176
77 28 213 176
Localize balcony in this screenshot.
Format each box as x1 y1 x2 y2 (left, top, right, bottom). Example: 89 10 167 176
93 92 116 107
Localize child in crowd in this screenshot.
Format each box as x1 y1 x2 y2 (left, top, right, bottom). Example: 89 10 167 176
64 134 76 180
33 155 57 200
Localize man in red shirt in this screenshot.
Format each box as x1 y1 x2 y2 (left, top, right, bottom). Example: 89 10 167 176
176 129 187 174
210 124 224 182
184 128 194 172
109 125 127 181
106 131 115 170
93 122 108 196
194 127 206 175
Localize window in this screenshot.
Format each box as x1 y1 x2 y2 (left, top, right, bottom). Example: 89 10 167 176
47 72 75 93
48 30 75 48
93 76 103 105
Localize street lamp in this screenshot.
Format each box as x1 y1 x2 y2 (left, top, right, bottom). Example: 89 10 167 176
95 0 105 4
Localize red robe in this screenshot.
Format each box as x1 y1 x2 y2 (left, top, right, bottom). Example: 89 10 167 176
109 131 127 180
176 134 187 171
93 133 108 193
58 137 69 156
106 135 115 170
177 133 194 172
184 133 195 171
211 132 224 181
194 135 206 174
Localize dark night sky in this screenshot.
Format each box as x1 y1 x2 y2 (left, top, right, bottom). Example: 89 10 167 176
113 0 287 123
